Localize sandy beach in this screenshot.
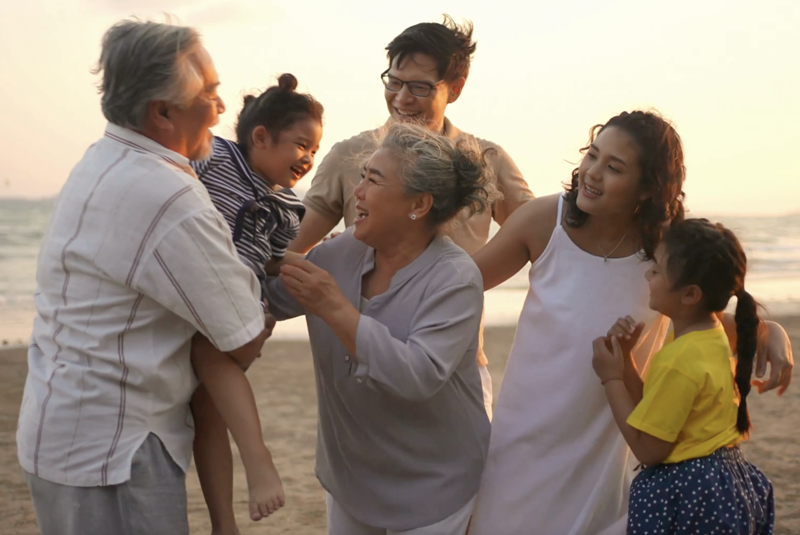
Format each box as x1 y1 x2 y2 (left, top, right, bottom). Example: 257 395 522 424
1 319 798 535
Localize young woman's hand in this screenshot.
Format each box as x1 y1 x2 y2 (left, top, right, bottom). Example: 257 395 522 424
607 316 645 356
754 320 794 395
592 335 625 384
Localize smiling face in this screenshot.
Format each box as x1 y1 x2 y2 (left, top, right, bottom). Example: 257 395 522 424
352 148 418 248
167 45 225 161
646 241 699 320
576 126 647 217
248 117 322 190
383 53 463 133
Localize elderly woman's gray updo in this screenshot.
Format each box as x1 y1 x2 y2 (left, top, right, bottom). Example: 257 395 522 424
378 122 499 227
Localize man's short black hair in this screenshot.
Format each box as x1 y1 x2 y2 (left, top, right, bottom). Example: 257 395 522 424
386 15 476 82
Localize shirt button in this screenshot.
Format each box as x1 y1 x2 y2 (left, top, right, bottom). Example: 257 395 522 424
356 378 363 384
345 355 350 362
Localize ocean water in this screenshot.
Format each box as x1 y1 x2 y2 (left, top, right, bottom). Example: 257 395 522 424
1 197 799 344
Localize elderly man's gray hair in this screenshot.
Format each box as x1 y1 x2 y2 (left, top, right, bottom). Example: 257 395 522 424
93 20 203 129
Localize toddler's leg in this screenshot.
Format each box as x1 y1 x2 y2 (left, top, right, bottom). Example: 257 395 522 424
191 334 285 523
191 384 238 535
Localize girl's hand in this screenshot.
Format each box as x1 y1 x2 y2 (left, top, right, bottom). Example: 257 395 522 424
607 316 645 356
592 335 624 384
279 259 348 318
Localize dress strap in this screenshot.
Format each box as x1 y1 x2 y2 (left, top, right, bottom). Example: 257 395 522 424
556 194 565 226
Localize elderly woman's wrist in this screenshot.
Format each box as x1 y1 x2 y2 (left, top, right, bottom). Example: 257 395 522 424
318 293 351 320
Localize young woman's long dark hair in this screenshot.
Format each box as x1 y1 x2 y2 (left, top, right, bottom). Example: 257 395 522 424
662 218 759 435
563 110 686 260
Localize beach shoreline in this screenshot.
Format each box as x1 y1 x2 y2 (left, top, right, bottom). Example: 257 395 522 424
1 319 799 534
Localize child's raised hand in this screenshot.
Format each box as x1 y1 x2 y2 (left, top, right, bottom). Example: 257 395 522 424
607 316 645 356
592 335 624 384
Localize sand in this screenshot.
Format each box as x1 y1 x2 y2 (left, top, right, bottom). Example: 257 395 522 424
1 318 799 534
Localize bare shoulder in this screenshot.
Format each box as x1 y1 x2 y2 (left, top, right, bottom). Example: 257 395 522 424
513 194 560 223
509 194 559 235
487 193 560 264
514 194 560 260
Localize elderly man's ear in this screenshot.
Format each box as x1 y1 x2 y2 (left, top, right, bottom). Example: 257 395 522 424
148 101 173 130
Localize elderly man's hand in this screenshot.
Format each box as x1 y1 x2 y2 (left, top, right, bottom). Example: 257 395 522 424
279 259 348 318
753 320 794 395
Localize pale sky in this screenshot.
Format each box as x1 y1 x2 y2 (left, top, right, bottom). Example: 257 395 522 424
1 0 798 215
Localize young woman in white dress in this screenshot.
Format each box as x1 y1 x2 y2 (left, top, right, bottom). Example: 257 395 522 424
467 110 794 535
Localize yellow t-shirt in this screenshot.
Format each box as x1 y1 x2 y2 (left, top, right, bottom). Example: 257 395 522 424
627 325 742 463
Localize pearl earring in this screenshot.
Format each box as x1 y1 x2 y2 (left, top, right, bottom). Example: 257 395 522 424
410 214 417 220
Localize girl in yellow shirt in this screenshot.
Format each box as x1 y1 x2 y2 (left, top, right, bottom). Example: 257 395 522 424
592 218 774 534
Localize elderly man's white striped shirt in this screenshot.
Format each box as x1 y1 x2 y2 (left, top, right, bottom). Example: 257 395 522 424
17 124 264 486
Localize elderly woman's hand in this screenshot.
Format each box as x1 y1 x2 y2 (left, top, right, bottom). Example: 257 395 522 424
753 320 794 395
280 259 349 318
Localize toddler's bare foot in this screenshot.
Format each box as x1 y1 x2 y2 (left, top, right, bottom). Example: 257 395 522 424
246 457 285 521
210 528 240 535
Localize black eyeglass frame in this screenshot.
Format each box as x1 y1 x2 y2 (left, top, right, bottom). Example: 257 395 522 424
380 69 445 98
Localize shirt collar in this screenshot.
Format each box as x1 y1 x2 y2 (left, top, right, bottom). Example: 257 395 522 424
382 116 461 140
104 123 195 177
360 234 453 289
441 117 461 140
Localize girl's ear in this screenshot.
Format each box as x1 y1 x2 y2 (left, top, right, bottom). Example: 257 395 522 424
681 284 703 306
251 125 272 149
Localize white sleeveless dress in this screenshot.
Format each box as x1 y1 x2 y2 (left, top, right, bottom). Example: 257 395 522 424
469 196 669 535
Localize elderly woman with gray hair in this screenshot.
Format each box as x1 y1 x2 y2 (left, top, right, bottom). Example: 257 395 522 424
267 122 493 535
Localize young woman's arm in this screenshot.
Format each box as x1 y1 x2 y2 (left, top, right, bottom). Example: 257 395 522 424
472 194 559 291
719 313 793 395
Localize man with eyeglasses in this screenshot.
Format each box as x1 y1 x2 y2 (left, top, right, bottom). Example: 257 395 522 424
289 15 534 420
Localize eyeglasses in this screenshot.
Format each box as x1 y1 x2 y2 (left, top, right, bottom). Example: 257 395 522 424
381 70 444 98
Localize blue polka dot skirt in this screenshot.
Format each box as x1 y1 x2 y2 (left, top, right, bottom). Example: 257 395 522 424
627 446 774 534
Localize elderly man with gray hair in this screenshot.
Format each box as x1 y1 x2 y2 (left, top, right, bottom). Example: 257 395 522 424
16 20 272 535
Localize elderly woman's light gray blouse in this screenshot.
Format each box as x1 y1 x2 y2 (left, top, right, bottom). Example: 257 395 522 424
266 228 490 531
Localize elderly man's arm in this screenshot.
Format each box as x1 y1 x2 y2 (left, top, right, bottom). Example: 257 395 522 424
226 311 276 369
134 209 268 353
135 208 287 522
